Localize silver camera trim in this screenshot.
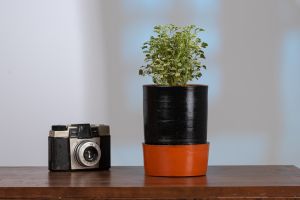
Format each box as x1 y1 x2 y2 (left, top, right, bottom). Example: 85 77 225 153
49 124 110 137
70 138 100 170
75 141 101 167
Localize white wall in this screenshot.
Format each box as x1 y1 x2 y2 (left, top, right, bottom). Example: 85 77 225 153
0 0 299 167
0 0 108 165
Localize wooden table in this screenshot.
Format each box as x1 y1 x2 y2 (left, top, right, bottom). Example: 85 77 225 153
0 166 300 199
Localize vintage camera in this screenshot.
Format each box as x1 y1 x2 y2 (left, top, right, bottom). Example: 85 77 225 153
48 124 110 171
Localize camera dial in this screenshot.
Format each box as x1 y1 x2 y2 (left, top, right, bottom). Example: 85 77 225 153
75 141 101 167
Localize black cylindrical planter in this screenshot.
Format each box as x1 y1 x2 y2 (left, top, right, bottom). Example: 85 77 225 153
143 85 208 145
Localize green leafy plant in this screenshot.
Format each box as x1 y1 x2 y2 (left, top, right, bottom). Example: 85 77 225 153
139 24 208 86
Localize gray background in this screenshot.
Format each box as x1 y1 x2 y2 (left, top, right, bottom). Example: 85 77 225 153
0 0 299 167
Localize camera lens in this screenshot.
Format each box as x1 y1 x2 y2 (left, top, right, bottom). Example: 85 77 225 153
75 141 101 167
83 146 98 162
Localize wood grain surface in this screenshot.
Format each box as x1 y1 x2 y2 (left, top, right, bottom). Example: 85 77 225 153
0 165 300 199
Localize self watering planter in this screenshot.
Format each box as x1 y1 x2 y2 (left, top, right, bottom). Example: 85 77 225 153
142 85 209 176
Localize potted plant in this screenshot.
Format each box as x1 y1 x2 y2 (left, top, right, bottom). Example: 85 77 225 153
139 24 209 176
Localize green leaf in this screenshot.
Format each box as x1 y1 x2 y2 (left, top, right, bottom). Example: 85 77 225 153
201 42 208 48
139 69 144 75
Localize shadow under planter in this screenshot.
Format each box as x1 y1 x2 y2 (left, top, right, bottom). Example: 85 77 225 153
142 85 209 176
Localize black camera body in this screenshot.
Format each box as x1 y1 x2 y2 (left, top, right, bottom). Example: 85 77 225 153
48 124 110 171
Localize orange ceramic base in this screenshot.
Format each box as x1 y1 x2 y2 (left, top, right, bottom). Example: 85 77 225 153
143 143 209 177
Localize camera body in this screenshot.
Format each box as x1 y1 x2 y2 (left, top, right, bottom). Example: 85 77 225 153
48 124 110 171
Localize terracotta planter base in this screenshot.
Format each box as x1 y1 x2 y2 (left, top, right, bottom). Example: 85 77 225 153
143 143 209 177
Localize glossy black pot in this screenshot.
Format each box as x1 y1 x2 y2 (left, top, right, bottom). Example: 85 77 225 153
143 85 208 145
